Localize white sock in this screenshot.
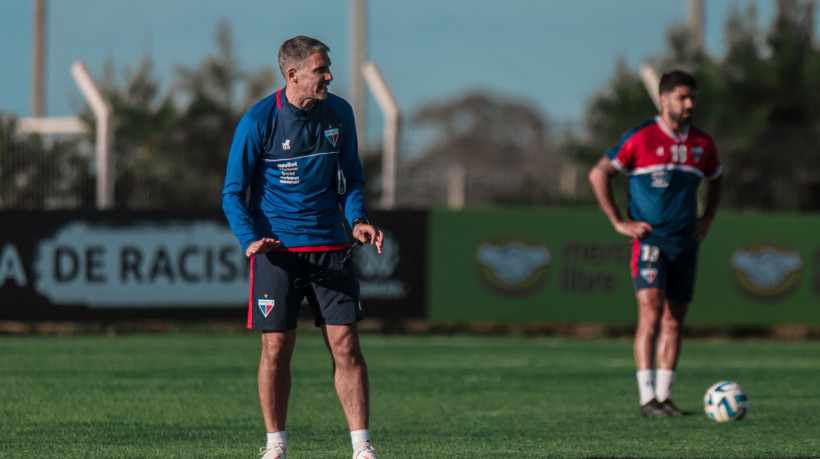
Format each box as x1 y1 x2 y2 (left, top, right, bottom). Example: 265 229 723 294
267 431 286 449
637 370 655 405
350 429 370 449
655 369 676 402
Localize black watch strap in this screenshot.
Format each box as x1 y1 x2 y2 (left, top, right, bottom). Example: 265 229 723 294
352 218 370 227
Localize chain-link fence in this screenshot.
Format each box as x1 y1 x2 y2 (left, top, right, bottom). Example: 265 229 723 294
2 123 819 213
0 134 95 210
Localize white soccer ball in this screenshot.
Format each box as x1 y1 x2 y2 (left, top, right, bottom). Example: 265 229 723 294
703 381 749 422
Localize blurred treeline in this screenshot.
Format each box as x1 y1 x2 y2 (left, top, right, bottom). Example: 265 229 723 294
1 0 819 211
561 0 820 212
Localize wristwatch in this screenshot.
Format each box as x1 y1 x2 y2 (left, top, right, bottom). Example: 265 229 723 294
352 218 370 227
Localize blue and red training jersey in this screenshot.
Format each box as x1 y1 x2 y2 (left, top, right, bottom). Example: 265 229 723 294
605 116 721 252
222 89 368 253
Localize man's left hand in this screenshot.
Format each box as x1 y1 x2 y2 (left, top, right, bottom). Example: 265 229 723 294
693 216 714 242
353 223 384 254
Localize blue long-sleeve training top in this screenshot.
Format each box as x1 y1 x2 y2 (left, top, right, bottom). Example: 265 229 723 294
222 89 368 253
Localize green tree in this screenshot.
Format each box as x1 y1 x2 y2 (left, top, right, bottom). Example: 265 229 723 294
91 20 277 209
4 20 276 210
173 19 277 207
400 92 559 207
0 113 91 209
567 0 820 212
562 58 657 170
726 0 820 210
96 55 184 208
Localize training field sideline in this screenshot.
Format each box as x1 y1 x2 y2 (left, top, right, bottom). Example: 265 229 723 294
0 333 817 458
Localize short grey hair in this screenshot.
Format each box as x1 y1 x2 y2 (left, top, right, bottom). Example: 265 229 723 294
278 35 331 78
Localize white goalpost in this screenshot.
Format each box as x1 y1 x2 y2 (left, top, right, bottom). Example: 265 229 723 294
362 61 400 210
15 61 115 210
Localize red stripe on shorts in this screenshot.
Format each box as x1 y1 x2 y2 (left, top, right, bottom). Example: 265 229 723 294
247 256 255 329
630 239 641 278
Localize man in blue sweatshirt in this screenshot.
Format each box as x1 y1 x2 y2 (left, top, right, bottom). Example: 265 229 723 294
222 35 383 459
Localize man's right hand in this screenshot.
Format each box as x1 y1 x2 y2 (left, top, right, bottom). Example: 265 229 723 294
245 238 281 258
613 220 653 240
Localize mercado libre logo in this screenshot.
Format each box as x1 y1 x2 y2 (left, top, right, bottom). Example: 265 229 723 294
474 235 551 298
730 241 803 303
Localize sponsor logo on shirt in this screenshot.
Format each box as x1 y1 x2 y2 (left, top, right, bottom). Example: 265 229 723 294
278 162 299 185
650 170 669 188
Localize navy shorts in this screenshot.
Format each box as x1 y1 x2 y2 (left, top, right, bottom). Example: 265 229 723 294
630 240 698 304
247 249 363 330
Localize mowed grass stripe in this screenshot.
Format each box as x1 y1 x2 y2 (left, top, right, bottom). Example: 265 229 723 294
0 334 817 458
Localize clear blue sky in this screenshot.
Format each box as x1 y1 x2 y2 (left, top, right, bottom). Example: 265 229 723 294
0 0 785 144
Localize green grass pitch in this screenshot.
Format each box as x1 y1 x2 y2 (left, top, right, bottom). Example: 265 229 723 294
0 333 817 458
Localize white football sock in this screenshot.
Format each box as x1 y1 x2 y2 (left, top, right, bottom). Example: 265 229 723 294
350 429 370 449
655 369 676 402
267 431 286 449
637 370 655 405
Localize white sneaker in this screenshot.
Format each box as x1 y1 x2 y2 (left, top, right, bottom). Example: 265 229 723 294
259 443 286 459
353 443 379 459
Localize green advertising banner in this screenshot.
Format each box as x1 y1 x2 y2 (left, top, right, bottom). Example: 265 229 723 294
428 208 820 325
